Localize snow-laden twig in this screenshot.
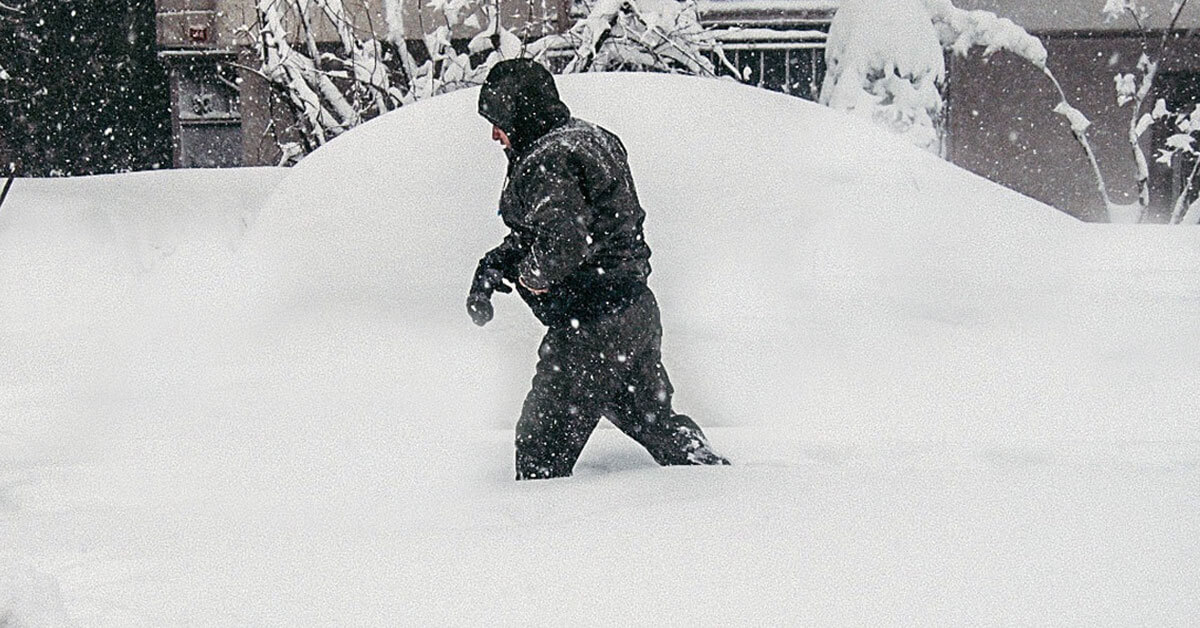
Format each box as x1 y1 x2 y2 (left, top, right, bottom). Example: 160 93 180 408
1169 155 1200 223
1046 69 1112 222
247 0 715 161
921 0 1047 68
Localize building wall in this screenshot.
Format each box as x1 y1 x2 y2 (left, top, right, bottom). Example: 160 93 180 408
158 0 243 168
957 0 1200 31
157 0 395 168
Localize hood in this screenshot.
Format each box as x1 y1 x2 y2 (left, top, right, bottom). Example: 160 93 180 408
478 59 572 157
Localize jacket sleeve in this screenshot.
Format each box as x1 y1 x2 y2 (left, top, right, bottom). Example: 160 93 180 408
477 232 522 282
515 151 592 291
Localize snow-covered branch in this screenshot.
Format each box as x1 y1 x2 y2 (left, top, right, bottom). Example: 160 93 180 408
921 0 1047 68
1047 73 1113 221
247 0 716 161
1100 0 1198 223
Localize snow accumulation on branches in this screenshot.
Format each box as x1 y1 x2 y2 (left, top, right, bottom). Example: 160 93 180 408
527 0 714 76
249 0 713 163
921 0 1047 68
1085 0 1199 223
1054 101 1093 134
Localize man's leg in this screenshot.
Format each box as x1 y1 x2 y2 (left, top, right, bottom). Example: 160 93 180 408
514 329 604 480
610 358 729 466
606 291 730 466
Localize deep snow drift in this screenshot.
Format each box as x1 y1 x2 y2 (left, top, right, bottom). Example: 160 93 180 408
2 74 1198 625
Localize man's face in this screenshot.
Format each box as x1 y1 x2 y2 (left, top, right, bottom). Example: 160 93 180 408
492 124 511 150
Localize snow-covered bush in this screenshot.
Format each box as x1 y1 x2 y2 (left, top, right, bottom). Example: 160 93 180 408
820 0 946 151
244 0 714 164
821 0 1050 153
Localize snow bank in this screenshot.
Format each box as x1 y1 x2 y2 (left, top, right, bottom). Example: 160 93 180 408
0 168 286 457
245 72 1180 444
0 565 71 628
3 73 1199 625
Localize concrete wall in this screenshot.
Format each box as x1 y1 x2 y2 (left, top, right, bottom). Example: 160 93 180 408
157 0 263 49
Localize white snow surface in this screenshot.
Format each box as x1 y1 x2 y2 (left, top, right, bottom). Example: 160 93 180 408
3 74 1199 624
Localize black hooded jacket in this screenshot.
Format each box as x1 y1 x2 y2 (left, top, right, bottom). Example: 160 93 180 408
476 60 653 327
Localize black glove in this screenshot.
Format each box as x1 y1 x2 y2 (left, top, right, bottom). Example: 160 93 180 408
467 266 512 327
467 292 494 326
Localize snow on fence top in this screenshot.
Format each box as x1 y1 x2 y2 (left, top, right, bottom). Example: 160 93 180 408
697 0 838 9
697 0 837 25
706 27 828 43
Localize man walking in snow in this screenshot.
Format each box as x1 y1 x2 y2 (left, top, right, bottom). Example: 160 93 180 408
467 59 730 480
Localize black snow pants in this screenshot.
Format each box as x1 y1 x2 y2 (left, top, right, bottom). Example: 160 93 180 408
515 288 726 480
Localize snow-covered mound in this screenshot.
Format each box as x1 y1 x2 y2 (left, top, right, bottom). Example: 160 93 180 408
245 72 1192 442
3 74 1198 625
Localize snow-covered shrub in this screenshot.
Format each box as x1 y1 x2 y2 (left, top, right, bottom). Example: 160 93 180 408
820 0 946 151
821 0 1050 153
244 0 714 164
